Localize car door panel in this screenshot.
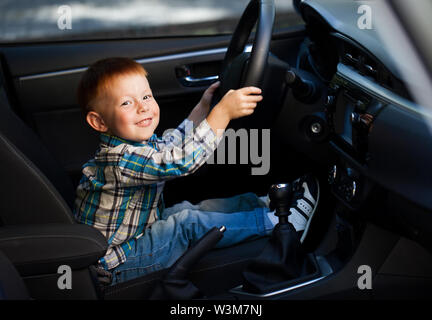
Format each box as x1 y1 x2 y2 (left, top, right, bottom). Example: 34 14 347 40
0 27 306 204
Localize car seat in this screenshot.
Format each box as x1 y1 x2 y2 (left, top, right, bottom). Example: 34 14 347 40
0 59 269 299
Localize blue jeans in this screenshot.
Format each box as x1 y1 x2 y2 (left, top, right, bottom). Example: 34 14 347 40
110 192 272 285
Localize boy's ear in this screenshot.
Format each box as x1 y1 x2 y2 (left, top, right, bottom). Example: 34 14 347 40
86 111 108 132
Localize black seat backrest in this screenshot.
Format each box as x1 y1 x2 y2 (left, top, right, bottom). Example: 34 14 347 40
0 250 30 300
0 64 75 225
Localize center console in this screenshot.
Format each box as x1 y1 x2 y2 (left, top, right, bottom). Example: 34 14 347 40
324 64 385 210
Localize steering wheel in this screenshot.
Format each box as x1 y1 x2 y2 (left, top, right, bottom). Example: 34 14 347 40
212 0 275 106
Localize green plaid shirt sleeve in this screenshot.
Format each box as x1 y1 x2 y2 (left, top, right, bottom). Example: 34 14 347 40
117 118 221 185
74 118 223 270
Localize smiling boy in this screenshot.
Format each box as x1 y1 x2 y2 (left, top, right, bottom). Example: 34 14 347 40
74 57 318 285
81 58 261 143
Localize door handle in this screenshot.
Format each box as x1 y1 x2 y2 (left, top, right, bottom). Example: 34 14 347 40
179 75 219 87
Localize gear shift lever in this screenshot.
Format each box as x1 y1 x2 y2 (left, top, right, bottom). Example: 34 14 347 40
269 183 293 224
241 183 318 294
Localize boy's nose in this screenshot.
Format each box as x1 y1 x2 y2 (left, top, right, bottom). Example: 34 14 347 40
137 100 150 112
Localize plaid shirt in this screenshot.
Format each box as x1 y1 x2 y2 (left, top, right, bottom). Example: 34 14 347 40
73 118 222 270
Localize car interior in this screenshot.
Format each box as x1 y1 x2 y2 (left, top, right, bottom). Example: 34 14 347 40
1 0 432 300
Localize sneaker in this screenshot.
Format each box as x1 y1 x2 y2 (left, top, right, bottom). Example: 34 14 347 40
289 174 320 243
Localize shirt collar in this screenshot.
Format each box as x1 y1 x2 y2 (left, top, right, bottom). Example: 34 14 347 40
100 132 157 148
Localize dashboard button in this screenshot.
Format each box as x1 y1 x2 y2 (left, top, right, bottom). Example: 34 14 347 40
344 180 357 202
352 181 357 198
311 122 322 134
328 165 337 184
351 112 361 124
325 95 336 106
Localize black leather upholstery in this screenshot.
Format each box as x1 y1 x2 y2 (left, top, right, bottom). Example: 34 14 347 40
0 224 107 276
0 66 109 299
0 69 76 225
0 250 30 300
0 133 75 225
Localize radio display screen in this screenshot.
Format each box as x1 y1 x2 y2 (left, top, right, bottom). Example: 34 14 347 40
327 71 380 164
341 101 354 145
334 92 355 146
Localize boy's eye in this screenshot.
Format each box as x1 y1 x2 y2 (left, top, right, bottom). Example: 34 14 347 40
121 101 132 106
143 95 151 100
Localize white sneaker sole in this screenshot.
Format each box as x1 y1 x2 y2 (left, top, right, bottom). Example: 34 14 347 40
300 176 320 243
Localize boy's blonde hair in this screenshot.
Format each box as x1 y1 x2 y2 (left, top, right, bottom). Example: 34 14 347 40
77 57 148 114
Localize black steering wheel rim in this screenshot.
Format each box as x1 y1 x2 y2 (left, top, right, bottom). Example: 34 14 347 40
217 0 275 98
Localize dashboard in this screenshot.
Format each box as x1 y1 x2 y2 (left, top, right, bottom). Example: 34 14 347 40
293 0 432 219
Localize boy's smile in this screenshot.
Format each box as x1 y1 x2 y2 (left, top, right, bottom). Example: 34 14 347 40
88 72 160 142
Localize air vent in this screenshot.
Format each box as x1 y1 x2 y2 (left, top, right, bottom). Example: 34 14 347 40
342 44 360 67
345 53 358 65
364 64 377 76
361 57 378 79
341 42 379 81
337 36 412 99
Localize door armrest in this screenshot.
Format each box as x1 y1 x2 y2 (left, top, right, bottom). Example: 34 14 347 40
0 224 108 276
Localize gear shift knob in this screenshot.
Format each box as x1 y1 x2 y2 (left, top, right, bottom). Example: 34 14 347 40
269 183 293 223
243 181 316 294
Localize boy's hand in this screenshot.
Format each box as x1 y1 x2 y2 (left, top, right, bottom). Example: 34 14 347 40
216 87 263 120
198 81 220 111
187 81 220 127
206 86 263 137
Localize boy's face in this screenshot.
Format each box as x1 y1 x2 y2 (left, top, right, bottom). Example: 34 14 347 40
88 73 160 142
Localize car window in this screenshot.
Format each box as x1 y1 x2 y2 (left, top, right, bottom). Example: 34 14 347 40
0 0 303 43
